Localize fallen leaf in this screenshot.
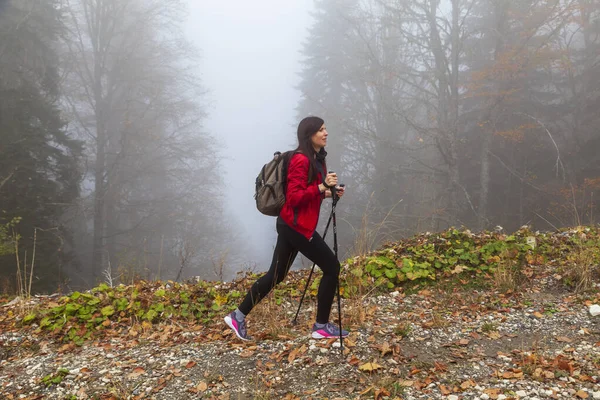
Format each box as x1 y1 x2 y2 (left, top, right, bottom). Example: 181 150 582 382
76 387 88 399
469 331 481 339
554 357 574 374
533 311 544 318
374 388 390 400
576 390 589 399
440 385 451 395
556 336 572 343
380 342 392 357
239 349 255 358
451 265 466 274
434 361 448 372
359 386 374 395
288 349 298 363
197 381 208 392
185 361 196 369
488 332 502 340
348 356 360 366
461 379 475 389
128 367 146 378
544 371 555 379
484 387 501 399
459 339 470 346
359 362 383 372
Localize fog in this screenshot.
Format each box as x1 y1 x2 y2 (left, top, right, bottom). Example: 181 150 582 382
1 0 599 293
186 0 315 270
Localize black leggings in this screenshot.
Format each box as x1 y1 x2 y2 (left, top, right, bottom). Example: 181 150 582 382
238 219 340 324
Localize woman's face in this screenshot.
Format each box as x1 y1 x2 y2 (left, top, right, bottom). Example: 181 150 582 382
310 124 328 151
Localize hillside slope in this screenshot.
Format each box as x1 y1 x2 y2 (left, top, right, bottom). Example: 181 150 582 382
1 226 599 399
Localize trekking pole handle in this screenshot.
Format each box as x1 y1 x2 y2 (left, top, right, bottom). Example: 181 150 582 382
324 171 337 189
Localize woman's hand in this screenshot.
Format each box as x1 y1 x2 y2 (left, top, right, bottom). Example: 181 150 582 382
324 185 345 198
324 172 337 188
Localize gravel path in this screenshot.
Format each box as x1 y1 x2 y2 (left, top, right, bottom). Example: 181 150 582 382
1 278 599 399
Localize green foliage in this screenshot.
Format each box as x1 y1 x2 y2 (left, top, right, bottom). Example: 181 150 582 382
21 279 261 343
20 226 600 344
41 368 70 386
342 226 600 295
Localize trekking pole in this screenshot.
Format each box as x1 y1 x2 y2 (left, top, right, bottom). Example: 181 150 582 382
291 208 334 325
331 184 344 353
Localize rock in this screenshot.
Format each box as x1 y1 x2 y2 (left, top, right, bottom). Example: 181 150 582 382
448 395 459 400
516 390 527 397
589 304 600 317
592 392 600 399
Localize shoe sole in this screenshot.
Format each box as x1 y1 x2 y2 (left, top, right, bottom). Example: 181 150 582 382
311 331 349 339
224 315 250 341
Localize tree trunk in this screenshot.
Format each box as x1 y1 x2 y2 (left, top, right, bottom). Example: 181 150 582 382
478 131 491 230
478 0 508 231
90 0 108 280
92 117 106 280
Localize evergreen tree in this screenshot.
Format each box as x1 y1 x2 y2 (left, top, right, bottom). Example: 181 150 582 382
0 0 82 293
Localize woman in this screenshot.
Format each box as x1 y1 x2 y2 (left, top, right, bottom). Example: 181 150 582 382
224 116 348 341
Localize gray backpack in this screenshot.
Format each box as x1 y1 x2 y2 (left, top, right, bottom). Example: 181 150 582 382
254 151 297 216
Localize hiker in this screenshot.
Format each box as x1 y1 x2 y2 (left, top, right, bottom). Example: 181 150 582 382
224 116 348 341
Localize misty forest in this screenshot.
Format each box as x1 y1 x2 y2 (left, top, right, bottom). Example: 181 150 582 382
1 0 599 296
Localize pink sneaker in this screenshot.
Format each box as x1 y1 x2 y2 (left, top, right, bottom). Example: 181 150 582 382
224 311 249 341
311 322 349 339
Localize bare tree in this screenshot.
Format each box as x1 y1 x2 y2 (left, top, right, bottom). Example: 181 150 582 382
60 0 225 284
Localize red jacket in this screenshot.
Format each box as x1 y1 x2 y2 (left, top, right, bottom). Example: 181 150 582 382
280 153 325 239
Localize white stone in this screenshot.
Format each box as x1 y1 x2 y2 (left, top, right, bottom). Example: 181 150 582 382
27 363 42 374
448 395 459 400
516 390 527 397
498 395 507 400
592 392 600 399
481 395 490 400
179 359 190 367
589 304 600 317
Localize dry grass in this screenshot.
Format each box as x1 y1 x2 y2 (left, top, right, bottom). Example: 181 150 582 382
343 295 369 328
429 311 450 329
350 194 405 259
361 374 409 398
493 249 520 293
564 244 599 293
394 321 413 338
249 292 296 339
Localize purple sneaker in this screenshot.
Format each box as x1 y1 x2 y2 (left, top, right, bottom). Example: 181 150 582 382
224 311 249 341
311 322 349 339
